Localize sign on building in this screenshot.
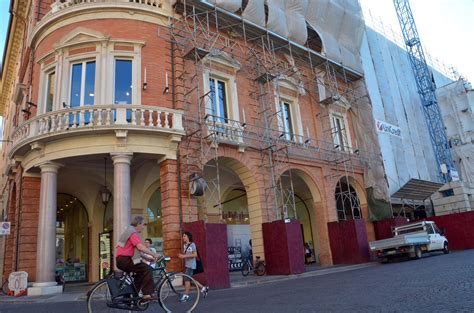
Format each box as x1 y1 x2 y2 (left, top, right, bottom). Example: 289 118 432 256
0 222 10 235
375 119 402 138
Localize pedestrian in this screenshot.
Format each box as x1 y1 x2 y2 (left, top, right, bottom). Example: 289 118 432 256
304 242 313 264
116 216 160 301
141 238 157 269
178 231 209 302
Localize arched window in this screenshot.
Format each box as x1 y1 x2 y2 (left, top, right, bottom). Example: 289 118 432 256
335 178 362 221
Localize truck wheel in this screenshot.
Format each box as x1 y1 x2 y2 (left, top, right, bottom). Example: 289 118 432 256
443 242 449 254
414 246 422 259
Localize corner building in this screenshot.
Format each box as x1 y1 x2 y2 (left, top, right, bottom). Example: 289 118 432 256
0 0 389 291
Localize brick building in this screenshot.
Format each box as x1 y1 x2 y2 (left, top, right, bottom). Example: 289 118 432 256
0 0 389 293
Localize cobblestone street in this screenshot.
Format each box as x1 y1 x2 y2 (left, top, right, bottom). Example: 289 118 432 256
2 250 474 312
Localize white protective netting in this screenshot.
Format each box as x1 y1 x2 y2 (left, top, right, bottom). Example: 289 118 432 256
242 0 265 27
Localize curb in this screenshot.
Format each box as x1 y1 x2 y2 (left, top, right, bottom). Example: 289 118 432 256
230 262 378 288
0 262 378 304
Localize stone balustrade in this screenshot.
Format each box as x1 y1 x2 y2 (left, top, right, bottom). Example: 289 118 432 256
10 105 184 153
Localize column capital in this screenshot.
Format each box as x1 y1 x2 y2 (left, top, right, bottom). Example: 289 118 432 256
39 162 63 174
111 153 133 165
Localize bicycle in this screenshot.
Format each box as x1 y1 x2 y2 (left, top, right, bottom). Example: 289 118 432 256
87 256 206 313
241 256 265 276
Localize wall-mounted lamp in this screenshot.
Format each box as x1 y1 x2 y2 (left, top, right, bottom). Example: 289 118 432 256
21 101 37 116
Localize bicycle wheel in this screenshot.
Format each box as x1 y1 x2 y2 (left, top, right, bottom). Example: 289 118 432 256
255 262 266 276
87 280 133 313
158 273 200 313
241 261 250 276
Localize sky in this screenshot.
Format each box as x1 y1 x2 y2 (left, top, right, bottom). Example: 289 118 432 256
359 0 474 83
0 0 473 82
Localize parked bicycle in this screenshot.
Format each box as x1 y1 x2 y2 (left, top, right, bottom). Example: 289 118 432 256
87 256 207 313
241 256 265 276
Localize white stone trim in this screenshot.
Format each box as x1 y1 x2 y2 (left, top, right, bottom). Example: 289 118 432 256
274 90 303 144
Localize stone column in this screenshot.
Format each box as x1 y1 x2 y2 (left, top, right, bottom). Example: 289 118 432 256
111 153 133 247
29 162 63 296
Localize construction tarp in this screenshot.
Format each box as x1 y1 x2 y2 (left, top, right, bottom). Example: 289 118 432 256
242 0 265 27
201 0 364 73
285 0 309 45
305 0 364 72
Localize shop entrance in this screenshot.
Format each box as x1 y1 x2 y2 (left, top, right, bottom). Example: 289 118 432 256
55 193 89 282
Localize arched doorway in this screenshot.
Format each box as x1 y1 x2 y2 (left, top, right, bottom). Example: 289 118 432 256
55 193 89 282
199 158 252 271
335 177 362 221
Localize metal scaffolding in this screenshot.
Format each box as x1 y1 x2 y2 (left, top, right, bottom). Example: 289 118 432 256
167 1 381 222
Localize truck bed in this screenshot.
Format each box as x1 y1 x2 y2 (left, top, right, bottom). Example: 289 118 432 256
369 232 430 251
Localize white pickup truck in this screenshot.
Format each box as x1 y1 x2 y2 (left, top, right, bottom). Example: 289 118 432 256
369 221 449 262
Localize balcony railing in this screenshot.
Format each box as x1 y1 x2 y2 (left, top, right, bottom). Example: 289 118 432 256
10 105 184 153
50 0 163 14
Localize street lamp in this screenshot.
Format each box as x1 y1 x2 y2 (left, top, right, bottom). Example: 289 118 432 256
100 158 112 206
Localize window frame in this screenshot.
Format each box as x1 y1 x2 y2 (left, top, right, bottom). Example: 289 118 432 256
68 59 97 108
113 58 134 105
203 69 240 124
275 95 303 143
329 111 352 152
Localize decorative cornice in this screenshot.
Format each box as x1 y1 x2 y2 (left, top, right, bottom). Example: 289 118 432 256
0 0 29 116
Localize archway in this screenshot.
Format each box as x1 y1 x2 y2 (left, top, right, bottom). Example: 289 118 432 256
198 157 255 271
280 169 321 264
55 193 89 282
335 177 362 221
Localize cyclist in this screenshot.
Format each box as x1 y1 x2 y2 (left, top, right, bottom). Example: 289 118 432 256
116 216 160 301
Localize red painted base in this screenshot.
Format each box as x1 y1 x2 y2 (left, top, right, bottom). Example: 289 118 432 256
373 217 409 240
328 219 370 264
262 220 305 275
183 221 230 289
427 211 474 250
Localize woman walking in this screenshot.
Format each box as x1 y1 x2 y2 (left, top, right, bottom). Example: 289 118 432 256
178 231 209 302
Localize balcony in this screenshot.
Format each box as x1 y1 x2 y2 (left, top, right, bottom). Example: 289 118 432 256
10 105 184 157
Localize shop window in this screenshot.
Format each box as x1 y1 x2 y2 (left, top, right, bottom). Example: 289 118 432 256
55 194 88 282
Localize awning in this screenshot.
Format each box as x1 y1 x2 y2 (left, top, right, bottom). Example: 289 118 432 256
391 178 444 201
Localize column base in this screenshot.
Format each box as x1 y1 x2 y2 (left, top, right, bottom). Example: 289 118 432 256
28 282 63 296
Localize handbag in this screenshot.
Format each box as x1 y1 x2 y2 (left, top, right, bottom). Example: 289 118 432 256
194 248 204 274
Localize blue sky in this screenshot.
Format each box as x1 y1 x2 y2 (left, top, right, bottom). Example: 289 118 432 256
0 0 473 82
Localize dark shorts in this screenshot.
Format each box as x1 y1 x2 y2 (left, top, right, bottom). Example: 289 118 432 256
184 267 194 281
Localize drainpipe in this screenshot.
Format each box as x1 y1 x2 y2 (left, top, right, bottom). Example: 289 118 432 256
171 36 183 225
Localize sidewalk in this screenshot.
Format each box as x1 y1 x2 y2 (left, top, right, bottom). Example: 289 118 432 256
0 262 377 304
